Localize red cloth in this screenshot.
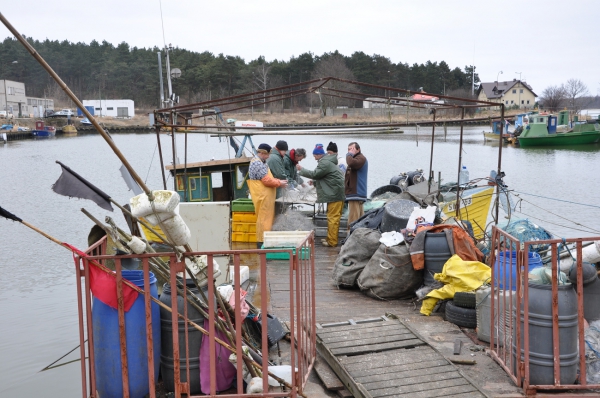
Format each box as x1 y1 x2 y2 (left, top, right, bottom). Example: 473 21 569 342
65 243 139 312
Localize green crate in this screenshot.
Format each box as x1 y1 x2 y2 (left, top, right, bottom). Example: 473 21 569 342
262 246 310 260
231 198 255 212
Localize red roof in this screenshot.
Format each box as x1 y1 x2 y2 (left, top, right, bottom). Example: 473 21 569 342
411 93 439 101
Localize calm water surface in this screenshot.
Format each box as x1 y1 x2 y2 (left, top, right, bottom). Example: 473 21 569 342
1 128 599 396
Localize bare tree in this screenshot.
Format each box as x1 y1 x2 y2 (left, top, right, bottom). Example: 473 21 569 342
311 55 357 115
564 78 590 115
253 63 272 111
540 85 566 112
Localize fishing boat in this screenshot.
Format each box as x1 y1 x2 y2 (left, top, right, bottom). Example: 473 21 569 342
439 185 494 239
517 113 600 147
80 117 92 126
62 124 78 135
31 121 57 137
482 120 513 143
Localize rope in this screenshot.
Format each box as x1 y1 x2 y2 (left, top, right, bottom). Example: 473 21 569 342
513 190 600 209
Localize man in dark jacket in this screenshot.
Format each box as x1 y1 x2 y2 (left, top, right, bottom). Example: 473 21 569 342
266 140 290 198
345 142 368 229
297 143 345 246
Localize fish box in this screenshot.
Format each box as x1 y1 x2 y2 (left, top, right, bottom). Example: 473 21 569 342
232 211 257 223
232 232 256 243
261 245 311 260
231 199 255 212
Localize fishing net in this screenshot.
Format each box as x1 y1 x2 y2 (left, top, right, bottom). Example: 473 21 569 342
272 209 314 232
497 218 553 253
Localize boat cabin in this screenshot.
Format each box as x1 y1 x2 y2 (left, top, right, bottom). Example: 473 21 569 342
530 114 558 134
166 157 252 202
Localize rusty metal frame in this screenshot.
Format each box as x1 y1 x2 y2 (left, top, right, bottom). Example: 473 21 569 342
75 232 316 397
489 226 600 396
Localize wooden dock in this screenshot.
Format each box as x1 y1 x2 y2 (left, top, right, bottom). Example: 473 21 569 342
316 317 485 398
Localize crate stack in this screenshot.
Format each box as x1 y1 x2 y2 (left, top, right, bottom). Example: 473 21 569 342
231 199 257 243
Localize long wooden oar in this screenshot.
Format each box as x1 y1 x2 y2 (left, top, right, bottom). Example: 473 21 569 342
0 207 305 397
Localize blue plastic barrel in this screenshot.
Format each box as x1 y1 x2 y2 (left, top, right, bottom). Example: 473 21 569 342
494 251 542 290
93 270 161 398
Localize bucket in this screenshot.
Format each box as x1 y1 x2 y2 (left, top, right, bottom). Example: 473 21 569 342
159 280 207 394
494 251 542 290
513 282 578 385
423 232 452 286
93 270 161 398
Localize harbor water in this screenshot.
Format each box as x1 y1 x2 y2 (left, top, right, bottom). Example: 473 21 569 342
1 127 599 396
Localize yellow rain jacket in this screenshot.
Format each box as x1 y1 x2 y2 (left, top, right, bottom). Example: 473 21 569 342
420 254 491 316
248 157 282 243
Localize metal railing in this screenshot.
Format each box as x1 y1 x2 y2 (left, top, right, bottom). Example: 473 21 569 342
75 232 316 397
489 226 600 395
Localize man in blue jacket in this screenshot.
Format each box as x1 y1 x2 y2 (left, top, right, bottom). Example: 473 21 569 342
345 142 368 229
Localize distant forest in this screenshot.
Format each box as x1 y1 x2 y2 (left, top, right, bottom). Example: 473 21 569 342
0 36 481 109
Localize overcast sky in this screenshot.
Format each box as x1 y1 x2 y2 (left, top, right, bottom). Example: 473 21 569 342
1 0 598 96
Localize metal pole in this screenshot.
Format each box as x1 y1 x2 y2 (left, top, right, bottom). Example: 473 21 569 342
455 107 466 218
157 51 164 106
165 47 173 103
0 12 153 197
3 79 7 116
428 109 436 194
155 125 167 190
495 104 505 224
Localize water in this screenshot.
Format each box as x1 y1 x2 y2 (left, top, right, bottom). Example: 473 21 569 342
1 128 599 396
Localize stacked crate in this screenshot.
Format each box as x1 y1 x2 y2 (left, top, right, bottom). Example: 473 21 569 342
231 199 257 242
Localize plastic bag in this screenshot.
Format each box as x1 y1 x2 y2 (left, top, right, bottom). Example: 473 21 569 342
420 254 491 315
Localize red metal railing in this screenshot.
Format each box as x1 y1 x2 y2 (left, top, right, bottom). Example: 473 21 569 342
75 232 316 397
489 226 600 396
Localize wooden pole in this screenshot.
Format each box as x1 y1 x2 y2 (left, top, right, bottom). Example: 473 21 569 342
0 12 153 199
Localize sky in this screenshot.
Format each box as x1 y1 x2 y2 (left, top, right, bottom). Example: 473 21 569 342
1 0 598 96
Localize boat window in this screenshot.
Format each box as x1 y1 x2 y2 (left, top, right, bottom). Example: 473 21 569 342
236 165 248 189
212 172 223 188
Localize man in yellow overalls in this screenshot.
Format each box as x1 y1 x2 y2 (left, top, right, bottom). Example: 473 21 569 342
248 143 288 248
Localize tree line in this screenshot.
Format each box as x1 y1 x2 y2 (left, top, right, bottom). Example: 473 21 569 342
539 79 598 114
0 36 480 109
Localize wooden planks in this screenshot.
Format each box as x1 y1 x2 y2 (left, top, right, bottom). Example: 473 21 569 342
317 318 486 398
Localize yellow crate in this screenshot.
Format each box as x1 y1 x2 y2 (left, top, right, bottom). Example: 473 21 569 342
232 221 256 233
232 211 257 223
232 231 257 243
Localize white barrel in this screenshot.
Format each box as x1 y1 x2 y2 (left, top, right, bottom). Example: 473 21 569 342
130 190 180 218
160 214 190 246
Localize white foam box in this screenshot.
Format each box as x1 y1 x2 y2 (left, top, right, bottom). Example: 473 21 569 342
229 265 250 285
263 231 312 248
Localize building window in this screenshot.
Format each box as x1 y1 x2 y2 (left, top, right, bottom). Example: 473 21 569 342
527 100 530 104
95 108 101 111
521 100 524 104
511 100 514 104
107 107 113 110
7 87 14 95
512 89 516 94
520 89 524 93
506 101 509 104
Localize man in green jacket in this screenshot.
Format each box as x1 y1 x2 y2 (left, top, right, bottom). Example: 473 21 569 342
297 143 345 246
283 147 307 187
266 140 290 198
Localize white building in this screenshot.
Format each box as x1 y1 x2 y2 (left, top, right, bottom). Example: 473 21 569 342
82 99 134 118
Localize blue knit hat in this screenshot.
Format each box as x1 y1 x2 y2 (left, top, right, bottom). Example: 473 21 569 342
313 143 325 155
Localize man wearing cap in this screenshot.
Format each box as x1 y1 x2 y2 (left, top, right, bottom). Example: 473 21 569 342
326 141 347 175
266 140 290 198
248 143 288 248
297 143 345 247
345 142 368 229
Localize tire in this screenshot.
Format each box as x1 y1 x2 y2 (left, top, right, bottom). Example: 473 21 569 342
453 291 477 308
445 300 477 329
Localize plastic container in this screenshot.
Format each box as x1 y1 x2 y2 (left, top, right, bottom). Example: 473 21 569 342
476 286 515 346
159 280 208 394
261 245 311 260
494 251 542 290
232 231 257 243
423 232 452 286
380 199 416 233
459 165 469 186
93 270 160 398
232 211 257 223
130 190 180 218
231 198 255 212
513 282 578 385
232 221 256 233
